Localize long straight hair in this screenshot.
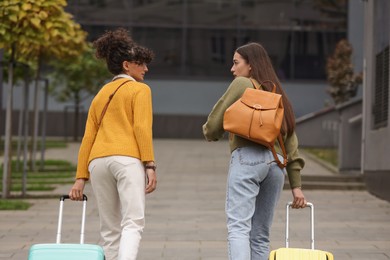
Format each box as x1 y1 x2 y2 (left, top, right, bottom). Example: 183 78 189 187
236 42 295 136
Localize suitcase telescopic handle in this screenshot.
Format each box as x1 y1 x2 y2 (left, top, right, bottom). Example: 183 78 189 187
56 195 88 244
286 202 314 250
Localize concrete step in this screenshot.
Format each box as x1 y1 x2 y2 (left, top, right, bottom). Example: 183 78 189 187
301 174 364 183
302 181 365 190
284 174 366 190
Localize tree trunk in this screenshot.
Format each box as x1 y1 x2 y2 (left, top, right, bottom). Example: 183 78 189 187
29 55 42 171
16 69 28 172
0 49 3 146
2 45 15 199
21 71 30 196
39 79 49 170
73 93 81 142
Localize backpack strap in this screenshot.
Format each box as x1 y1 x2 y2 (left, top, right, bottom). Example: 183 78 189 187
260 80 277 93
250 78 260 90
270 134 288 169
250 78 277 93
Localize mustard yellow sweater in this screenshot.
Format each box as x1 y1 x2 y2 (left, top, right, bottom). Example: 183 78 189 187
75 78 155 180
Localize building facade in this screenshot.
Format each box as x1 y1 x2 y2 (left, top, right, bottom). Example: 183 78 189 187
65 0 346 81
1 0 348 139
62 0 348 138
362 0 390 201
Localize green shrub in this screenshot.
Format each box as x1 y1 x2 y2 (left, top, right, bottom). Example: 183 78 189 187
302 147 338 166
0 200 31 210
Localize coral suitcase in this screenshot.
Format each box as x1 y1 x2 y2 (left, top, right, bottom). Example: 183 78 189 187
269 202 334 260
28 195 105 260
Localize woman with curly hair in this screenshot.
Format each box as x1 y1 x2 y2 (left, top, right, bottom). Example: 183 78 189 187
69 28 157 260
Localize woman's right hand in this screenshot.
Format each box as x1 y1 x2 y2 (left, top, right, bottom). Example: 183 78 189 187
69 178 86 201
291 187 307 209
145 169 157 194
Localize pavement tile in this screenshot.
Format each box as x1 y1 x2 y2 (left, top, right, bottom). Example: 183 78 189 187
1 139 390 259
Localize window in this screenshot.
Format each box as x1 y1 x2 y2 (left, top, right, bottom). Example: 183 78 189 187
65 0 347 80
373 46 389 129
211 35 226 64
372 0 389 129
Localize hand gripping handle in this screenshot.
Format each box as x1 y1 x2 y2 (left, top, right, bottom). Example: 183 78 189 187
56 195 88 244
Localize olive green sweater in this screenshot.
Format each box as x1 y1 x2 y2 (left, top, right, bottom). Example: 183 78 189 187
76 78 155 180
202 77 304 189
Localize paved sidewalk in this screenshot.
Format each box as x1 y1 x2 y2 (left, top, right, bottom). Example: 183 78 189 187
1 139 389 259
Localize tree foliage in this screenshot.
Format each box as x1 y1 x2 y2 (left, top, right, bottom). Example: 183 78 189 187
50 43 110 102
50 43 110 141
1 51 33 83
0 0 88 196
326 39 362 105
0 0 87 63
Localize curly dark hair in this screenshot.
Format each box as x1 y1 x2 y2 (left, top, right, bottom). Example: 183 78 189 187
93 28 154 75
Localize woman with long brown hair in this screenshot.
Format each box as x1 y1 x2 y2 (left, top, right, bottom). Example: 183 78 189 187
203 42 306 260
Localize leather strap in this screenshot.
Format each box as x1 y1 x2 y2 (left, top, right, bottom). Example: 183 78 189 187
91 79 131 144
97 79 131 128
250 78 277 93
271 134 288 169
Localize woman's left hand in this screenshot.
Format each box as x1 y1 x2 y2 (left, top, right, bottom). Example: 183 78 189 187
145 169 157 194
291 187 307 209
69 178 86 201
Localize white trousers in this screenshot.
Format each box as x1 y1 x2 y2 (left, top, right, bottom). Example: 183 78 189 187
89 156 145 260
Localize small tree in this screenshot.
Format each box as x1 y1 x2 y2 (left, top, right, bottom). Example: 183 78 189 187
326 39 362 105
19 5 87 171
0 0 87 196
0 0 50 198
50 44 110 141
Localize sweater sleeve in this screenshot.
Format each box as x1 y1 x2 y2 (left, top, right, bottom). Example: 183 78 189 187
203 77 250 141
133 85 155 162
75 103 98 180
284 132 305 189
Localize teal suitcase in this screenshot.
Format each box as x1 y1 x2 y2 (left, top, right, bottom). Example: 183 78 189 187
269 202 334 260
28 195 105 260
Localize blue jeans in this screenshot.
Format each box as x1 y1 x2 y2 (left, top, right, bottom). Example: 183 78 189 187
226 146 286 260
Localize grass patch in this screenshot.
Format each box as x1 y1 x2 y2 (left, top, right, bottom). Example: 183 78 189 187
0 142 75 210
10 183 57 191
10 160 76 175
301 147 338 167
0 158 76 207
0 199 31 210
0 139 67 156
